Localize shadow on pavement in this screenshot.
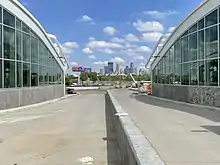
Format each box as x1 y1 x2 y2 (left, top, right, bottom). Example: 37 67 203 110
105 96 121 165
201 125 220 136
133 94 220 123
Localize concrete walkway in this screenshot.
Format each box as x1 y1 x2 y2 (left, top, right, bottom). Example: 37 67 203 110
0 92 114 165
111 89 220 165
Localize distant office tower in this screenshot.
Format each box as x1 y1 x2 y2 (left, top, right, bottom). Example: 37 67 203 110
108 62 114 74
134 67 138 75
104 66 109 74
130 62 134 73
116 63 120 74
84 68 92 73
124 66 130 74
99 69 104 74
120 68 123 74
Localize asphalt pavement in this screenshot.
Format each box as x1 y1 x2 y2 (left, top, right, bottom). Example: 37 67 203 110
111 89 220 165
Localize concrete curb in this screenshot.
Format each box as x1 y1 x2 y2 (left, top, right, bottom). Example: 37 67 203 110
0 94 77 114
107 90 165 165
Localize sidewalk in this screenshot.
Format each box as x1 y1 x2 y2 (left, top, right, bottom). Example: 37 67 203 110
111 89 220 165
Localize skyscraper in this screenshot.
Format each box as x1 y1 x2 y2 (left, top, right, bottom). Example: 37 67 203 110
108 62 114 74
116 63 120 74
130 62 134 73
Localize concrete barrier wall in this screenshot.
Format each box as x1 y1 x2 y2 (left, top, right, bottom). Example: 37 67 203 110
152 83 220 107
105 90 165 165
0 84 64 110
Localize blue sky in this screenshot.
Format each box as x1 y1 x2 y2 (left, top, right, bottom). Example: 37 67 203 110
20 0 202 72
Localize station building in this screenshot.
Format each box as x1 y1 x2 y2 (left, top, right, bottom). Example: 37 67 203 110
0 0 68 110
148 0 220 107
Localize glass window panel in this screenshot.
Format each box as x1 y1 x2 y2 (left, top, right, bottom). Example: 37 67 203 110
0 7 2 23
165 52 170 66
189 23 197 33
189 33 197 61
206 59 218 86
205 9 217 27
205 26 218 59
31 64 38 86
4 26 15 59
181 63 189 85
190 62 198 85
199 61 205 86
198 30 204 60
174 65 181 84
198 18 204 29
31 36 38 63
45 66 49 84
49 67 52 83
23 63 30 87
3 9 15 27
16 18 21 30
4 60 15 88
23 33 30 61
165 66 169 84
39 41 44 65
0 25 2 58
182 30 188 37
22 23 30 33
17 62 22 87
169 65 174 84
0 60 2 88
182 37 189 62
39 65 44 85
174 40 181 64
16 31 22 60
169 46 174 66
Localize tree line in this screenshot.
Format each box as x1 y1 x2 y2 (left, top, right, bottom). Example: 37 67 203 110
65 72 150 86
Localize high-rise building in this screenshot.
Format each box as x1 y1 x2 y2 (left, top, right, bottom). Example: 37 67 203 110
130 62 134 73
104 66 109 74
124 66 130 74
116 63 120 74
84 68 92 73
99 69 104 75
108 62 114 74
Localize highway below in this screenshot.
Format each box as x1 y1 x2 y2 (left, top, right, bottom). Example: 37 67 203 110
111 89 220 165
0 91 117 165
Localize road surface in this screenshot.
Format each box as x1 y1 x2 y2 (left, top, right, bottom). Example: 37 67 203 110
0 92 117 165
111 89 220 165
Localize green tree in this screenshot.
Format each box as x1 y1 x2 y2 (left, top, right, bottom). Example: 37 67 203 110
89 72 98 82
80 72 88 81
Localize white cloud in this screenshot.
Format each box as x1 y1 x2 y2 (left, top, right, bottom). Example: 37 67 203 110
79 15 93 22
133 20 164 32
143 10 179 19
125 33 139 42
110 37 125 43
62 41 79 57
136 46 152 52
168 26 175 32
88 37 96 41
100 48 115 54
111 57 125 64
142 32 163 42
63 42 79 48
93 57 125 66
88 55 96 59
71 62 78 66
93 61 108 66
103 26 117 36
82 47 93 54
133 55 146 60
87 40 123 49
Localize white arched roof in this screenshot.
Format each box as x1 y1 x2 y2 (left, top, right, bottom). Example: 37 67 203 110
2 0 66 71
151 0 220 69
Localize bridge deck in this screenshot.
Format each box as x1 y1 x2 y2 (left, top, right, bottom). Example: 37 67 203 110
111 89 220 165
0 92 116 165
